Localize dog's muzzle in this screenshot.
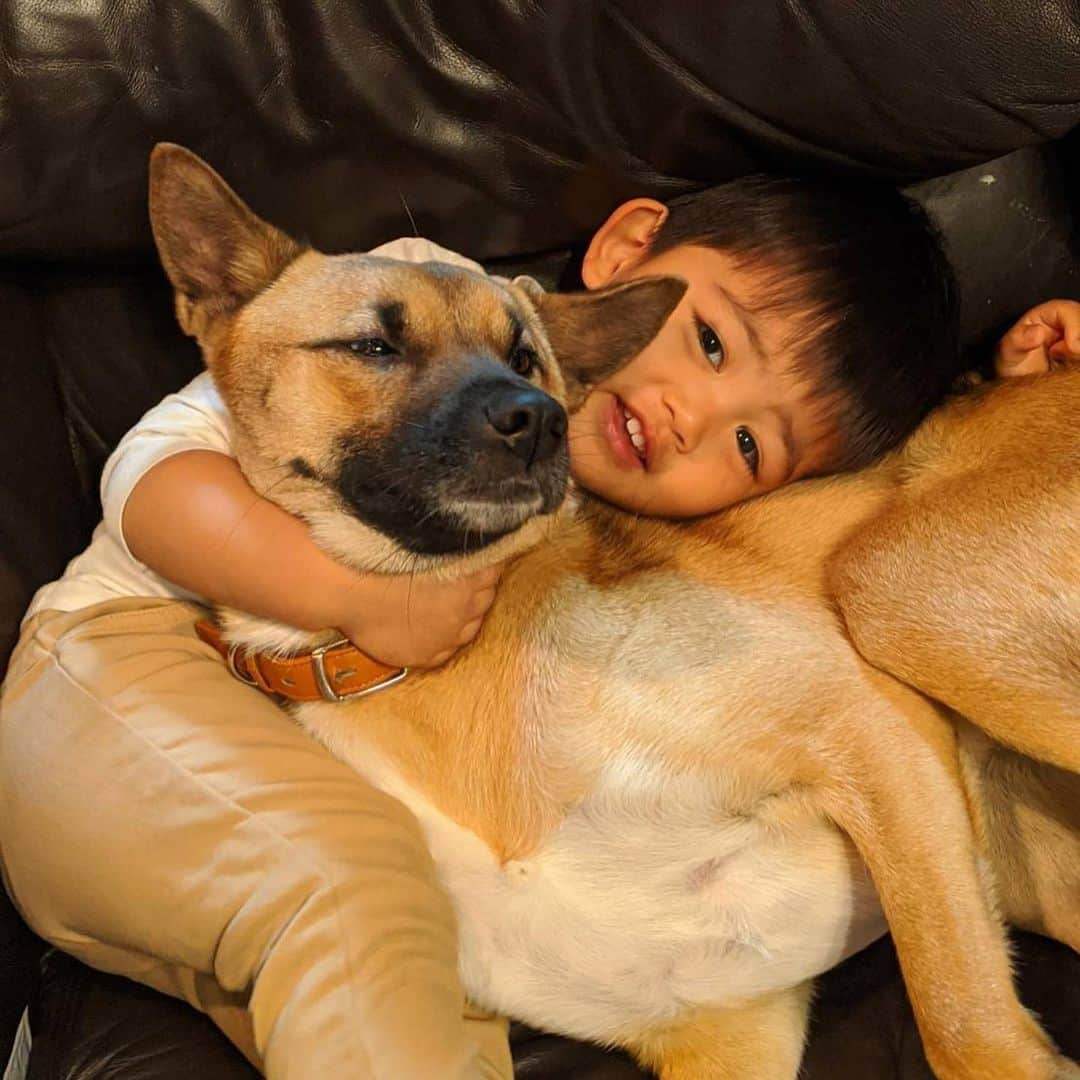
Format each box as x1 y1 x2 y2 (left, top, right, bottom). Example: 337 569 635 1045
434 377 570 531
334 369 571 556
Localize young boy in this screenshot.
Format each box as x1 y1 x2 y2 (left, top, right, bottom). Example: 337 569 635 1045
2 175 1077 1080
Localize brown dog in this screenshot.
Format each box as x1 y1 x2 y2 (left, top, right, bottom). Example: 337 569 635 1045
149 143 1080 1080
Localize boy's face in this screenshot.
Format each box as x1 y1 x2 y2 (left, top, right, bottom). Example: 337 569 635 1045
567 203 837 518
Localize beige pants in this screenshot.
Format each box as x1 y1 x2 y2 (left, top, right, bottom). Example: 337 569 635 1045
0 598 512 1079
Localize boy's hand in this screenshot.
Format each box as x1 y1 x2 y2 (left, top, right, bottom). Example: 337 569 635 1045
994 300 1080 378
336 564 505 669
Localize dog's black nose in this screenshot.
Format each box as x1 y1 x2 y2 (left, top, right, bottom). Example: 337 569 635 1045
483 385 568 467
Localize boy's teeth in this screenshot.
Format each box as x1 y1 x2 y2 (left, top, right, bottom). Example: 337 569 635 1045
620 402 646 459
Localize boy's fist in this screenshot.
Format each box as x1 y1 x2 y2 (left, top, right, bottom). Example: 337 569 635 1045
995 299 1080 378
336 563 505 670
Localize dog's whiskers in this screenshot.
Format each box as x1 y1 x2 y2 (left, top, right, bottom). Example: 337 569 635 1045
398 191 420 238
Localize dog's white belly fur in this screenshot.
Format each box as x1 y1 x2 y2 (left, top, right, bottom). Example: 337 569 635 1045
298 574 887 1043
301 725 884 1043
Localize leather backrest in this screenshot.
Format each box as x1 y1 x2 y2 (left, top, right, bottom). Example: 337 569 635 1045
1 2 1077 262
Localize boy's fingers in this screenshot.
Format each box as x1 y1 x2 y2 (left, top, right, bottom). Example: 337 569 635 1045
1061 318 1080 354
1049 339 1080 362
420 563 503 596
996 344 1050 378
1027 301 1080 339
1011 323 1054 349
997 300 1080 377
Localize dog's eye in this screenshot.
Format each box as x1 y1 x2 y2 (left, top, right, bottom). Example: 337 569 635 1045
509 346 538 377
346 338 397 358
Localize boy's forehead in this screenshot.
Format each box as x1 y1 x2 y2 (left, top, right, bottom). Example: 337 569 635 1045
658 244 800 353
648 243 806 345
648 243 766 290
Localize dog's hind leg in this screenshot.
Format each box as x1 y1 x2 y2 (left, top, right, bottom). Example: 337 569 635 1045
626 984 811 1080
834 494 1080 774
829 375 1080 776
821 676 1073 1080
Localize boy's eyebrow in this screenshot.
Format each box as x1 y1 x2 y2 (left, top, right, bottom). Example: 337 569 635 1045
713 280 767 366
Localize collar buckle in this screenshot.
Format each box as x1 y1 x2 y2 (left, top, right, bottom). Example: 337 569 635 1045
310 638 408 702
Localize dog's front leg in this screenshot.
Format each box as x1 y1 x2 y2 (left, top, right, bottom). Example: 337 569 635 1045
626 984 811 1080
821 684 1077 1080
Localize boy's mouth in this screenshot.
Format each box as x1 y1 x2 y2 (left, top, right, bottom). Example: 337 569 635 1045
604 394 649 471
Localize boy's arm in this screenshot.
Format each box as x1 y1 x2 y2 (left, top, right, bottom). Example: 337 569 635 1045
122 451 502 669
122 449 366 632
105 373 499 669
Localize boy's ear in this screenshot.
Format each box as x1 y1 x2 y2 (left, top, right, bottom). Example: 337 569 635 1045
516 275 687 410
148 143 304 337
581 198 670 288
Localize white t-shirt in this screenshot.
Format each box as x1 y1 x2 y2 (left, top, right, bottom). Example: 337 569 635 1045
26 238 486 622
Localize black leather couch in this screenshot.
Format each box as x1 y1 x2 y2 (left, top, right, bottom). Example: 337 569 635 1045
2 4 1079 1077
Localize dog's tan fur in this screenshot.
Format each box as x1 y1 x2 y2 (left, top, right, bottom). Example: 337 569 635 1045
834 374 1080 769
149 144 1079 1080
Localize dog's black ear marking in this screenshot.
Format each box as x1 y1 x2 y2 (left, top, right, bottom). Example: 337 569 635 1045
148 143 304 335
377 301 406 340
527 276 687 411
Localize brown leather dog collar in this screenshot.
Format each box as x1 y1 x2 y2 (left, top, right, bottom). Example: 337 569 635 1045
195 619 407 703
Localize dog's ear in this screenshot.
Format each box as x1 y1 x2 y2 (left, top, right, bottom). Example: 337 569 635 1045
518 276 687 410
148 143 303 337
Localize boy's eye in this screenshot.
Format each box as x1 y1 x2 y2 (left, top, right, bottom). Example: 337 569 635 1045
698 323 725 370
736 426 759 477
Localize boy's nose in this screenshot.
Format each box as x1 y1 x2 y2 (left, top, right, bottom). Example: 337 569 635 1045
664 391 706 454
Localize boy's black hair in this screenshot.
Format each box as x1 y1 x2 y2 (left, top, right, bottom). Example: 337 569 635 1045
648 175 961 471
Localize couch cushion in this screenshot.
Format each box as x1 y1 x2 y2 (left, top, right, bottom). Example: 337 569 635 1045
27 950 259 1080
0 884 41 1071
24 934 1080 1078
